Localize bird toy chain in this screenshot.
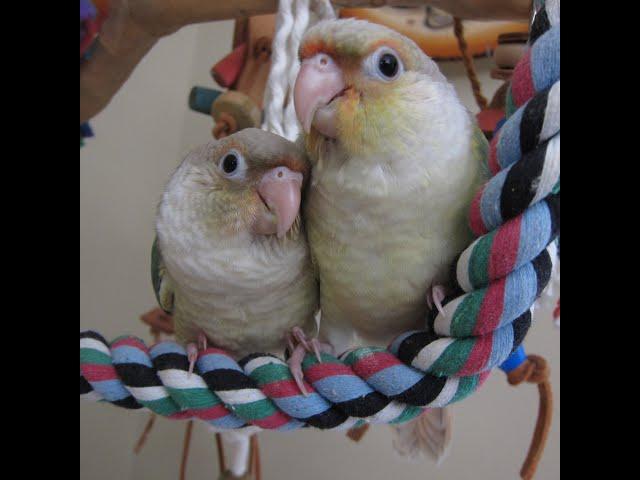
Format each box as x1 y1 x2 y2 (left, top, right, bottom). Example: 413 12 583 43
81 1 559 478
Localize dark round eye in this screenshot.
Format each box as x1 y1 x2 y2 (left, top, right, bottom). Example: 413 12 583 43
221 154 238 174
378 53 399 78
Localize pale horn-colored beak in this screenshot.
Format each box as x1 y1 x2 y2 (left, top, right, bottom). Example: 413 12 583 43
254 166 304 238
294 53 345 138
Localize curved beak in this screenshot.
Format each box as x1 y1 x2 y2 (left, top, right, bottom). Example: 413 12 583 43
294 53 346 137
254 166 304 238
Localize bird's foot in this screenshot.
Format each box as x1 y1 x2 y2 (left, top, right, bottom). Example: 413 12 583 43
187 332 209 375
285 326 333 397
426 284 448 318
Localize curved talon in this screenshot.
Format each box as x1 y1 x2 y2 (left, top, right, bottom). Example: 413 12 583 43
286 327 335 395
198 332 208 351
433 296 445 318
186 331 210 376
287 343 309 396
187 343 198 376
428 285 448 318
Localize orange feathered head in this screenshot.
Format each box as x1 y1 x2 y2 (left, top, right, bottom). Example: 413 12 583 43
294 19 449 156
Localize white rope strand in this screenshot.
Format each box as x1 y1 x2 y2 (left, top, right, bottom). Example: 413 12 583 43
282 0 310 140
262 0 295 137
262 0 336 141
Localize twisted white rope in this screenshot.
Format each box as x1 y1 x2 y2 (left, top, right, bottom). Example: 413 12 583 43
262 0 335 140
282 0 310 140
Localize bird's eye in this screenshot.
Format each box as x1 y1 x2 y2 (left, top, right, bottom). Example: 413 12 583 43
222 154 238 173
218 149 247 180
378 53 399 78
364 47 404 82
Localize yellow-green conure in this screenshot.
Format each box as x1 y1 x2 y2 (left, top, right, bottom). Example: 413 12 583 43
293 19 489 462
153 129 321 477
153 128 321 391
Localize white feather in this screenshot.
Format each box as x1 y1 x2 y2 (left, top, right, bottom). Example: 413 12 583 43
392 408 453 464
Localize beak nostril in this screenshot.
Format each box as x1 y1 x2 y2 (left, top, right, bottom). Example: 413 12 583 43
257 167 303 238
294 53 345 136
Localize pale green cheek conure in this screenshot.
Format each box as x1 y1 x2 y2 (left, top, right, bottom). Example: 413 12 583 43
294 18 490 461
153 128 326 478
152 128 319 375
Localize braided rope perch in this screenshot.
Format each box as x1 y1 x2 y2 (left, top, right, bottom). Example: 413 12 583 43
80 315 529 430
80 0 559 447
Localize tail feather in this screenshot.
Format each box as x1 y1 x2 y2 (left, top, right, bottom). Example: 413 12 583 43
392 407 453 465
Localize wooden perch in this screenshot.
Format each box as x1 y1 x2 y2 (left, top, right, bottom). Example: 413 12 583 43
80 0 531 124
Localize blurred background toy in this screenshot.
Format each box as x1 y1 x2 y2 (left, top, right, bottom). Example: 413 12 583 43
185 4 530 142
80 0 109 147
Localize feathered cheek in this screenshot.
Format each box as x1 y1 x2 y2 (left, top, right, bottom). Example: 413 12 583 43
215 191 261 236
243 193 267 230
338 91 398 155
336 90 362 141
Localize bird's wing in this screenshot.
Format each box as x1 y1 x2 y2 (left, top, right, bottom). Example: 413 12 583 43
472 123 491 180
151 236 175 314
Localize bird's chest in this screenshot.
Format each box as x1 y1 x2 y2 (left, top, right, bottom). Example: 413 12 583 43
166 244 315 356
306 168 468 341
309 182 441 277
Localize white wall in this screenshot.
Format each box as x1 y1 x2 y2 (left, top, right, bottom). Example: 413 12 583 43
80 20 559 480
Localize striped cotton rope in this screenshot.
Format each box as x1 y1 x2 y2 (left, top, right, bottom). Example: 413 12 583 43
80 370 103 402
80 323 530 429
485 0 559 372
462 197 559 290
241 353 359 430
453 2 559 298
299 352 420 423
341 347 486 409
472 136 559 234
436 260 549 338
80 331 143 410
489 81 559 175
506 24 559 117
111 336 192 420
392 311 531 377
148 341 248 429
196 347 303 431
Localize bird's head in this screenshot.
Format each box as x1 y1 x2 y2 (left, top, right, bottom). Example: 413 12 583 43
294 19 452 158
167 128 310 240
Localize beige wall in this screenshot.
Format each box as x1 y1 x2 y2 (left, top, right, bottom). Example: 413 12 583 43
80 20 559 480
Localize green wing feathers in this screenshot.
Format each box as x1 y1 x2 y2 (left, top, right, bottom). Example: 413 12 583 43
472 124 490 181
151 236 174 314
